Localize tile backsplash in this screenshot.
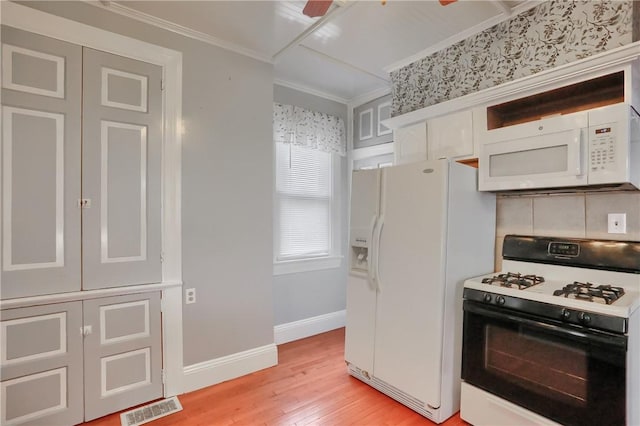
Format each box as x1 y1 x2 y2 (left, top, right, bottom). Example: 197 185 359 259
494 191 640 270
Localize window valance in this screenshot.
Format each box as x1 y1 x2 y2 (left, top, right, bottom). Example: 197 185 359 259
273 103 346 156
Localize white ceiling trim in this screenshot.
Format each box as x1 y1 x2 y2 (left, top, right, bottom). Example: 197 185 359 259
299 45 389 82
86 1 274 64
383 0 542 73
272 1 356 61
347 86 391 109
274 79 349 104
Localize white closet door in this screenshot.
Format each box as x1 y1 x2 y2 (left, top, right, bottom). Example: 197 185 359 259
82 292 162 421
81 48 162 290
0 26 82 299
1 302 84 426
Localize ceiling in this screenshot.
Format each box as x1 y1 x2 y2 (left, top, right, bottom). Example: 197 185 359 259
109 0 537 103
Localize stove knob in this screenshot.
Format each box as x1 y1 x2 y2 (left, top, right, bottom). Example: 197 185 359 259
561 308 571 321
579 312 592 324
496 296 506 306
483 293 492 303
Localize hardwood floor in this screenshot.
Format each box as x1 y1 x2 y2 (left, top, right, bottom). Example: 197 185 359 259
84 328 469 426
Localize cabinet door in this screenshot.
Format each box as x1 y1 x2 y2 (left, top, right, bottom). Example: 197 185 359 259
427 109 474 159
1 26 82 299
393 122 427 165
1 302 83 426
82 292 162 421
81 48 163 290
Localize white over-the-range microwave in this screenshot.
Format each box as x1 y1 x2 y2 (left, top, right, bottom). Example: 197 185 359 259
478 103 640 191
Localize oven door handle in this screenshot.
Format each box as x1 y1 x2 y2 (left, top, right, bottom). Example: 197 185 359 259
464 302 628 350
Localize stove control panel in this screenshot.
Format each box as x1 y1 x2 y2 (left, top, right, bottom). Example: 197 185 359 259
548 242 580 257
463 288 628 335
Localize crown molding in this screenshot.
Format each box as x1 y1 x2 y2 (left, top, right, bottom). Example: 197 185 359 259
347 86 391 109
274 79 349 104
86 1 273 64
383 0 543 73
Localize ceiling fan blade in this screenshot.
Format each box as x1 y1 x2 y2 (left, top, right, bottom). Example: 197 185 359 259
303 0 333 18
439 0 457 4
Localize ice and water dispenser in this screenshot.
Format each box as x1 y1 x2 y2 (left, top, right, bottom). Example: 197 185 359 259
350 228 369 271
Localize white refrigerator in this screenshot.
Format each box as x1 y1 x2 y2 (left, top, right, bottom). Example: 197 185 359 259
345 159 496 423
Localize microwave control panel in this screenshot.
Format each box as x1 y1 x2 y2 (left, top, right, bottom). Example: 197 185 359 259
587 103 639 186
589 123 617 172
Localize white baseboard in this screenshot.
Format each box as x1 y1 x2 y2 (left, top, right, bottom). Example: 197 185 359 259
182 343 277 394
274 310 346 345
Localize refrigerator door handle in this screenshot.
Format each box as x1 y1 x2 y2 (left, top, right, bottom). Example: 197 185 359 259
374 215 384 291
367 215 378 290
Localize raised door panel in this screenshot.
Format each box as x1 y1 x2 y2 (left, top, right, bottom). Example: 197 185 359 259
81 48 162 290
374 160 448 409
427 110 474 160
0 26 82 299
82 292 162 421
0 302 83 425
393 122 427 165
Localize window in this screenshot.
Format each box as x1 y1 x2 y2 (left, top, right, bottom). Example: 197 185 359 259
274 143 341 274
272 103 345 274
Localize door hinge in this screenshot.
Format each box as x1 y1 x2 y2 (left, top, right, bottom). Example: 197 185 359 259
160 252 164 263
161 369 166 384
161 79 165 91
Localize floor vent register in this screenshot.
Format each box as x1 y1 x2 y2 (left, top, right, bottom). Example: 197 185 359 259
120 396 183 426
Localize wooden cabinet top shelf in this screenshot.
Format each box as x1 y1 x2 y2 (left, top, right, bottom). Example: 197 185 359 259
487 71 625 130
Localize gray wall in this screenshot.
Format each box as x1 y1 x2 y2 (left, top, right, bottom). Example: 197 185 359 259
21 1 275 366
353 94 393 149
273 84 348 325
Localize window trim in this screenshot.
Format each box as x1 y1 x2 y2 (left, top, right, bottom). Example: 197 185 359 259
273 145 342 275
273 255 343 275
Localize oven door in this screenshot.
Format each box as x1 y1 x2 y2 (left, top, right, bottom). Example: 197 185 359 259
462 300 627 426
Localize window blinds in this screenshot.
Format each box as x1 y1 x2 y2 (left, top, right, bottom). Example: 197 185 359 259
275 142 332 260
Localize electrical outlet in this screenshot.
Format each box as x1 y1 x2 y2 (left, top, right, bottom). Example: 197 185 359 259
185 288 196 304
608 213 627 234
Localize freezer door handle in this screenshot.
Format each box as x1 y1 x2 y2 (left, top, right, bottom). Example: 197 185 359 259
367 215 378 291
374 215 384 291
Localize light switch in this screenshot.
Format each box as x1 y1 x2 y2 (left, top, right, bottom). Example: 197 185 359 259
607 213 627 234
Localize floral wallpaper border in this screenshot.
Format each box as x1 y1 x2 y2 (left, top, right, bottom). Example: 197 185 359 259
390 0 634 117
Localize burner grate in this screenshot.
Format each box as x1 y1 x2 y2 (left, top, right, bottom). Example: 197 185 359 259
482 272 545 289
553 282 625 305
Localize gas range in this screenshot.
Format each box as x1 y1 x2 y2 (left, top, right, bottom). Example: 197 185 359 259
460 235 640 426
464 242 640 320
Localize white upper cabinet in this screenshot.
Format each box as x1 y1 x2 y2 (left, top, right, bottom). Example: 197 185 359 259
427 109 474 160
393 122 427 165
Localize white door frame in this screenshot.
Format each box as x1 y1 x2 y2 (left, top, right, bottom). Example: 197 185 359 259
1 2 184 396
